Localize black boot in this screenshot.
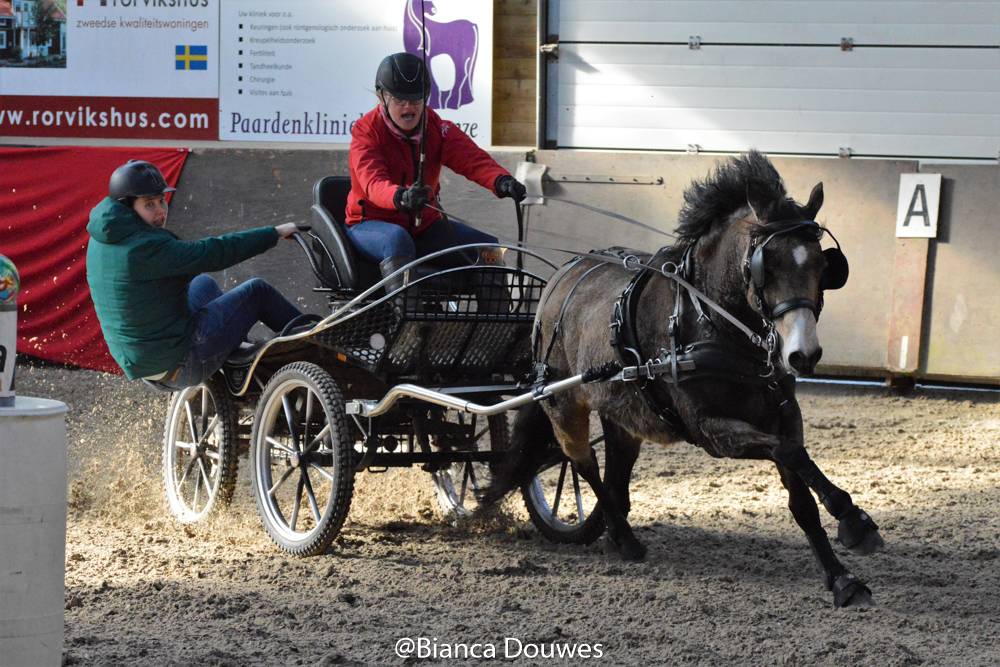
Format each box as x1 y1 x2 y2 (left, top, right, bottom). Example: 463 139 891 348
475 263 511 315
379 255 411 313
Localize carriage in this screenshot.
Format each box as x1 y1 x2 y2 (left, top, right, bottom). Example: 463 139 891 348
159 176 604 555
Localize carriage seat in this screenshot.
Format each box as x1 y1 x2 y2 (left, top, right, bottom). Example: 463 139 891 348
309 175 379 291
309 176 461 296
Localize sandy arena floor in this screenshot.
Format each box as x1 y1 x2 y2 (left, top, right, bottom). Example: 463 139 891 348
14 360 1000 666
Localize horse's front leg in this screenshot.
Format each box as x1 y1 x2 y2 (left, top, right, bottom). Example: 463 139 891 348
552 411 646 561
694 414 877 607
775 463 873 607
772 389 884 557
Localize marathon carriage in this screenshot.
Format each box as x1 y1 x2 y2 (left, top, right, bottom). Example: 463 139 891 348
160 177 606 555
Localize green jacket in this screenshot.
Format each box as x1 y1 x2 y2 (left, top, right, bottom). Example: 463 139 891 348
85 197 279 379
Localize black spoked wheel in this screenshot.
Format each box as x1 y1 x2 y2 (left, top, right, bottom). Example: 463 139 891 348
249 362 355 556
431 411 509 518
520 423 607 544
162 375 239 523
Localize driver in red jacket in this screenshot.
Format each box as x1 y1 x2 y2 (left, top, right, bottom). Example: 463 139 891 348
346 52 526 293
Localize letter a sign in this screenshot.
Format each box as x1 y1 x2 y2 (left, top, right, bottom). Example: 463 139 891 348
895 173 941 238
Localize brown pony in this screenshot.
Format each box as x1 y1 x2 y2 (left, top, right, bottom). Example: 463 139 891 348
484 152 882 608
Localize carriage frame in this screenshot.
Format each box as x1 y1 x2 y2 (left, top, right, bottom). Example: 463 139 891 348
159 178 609 555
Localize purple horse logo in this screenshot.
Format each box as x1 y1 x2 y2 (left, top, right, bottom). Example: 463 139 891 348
403 0 479 109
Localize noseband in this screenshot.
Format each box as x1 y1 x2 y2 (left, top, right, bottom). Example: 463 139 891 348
744 221 849 320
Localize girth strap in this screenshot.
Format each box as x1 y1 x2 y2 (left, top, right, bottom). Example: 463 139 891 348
610 268 690 436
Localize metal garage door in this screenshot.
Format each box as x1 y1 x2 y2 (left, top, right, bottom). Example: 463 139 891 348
544 1 1000 159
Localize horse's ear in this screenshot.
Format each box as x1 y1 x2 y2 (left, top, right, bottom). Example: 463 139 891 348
804 182 824 220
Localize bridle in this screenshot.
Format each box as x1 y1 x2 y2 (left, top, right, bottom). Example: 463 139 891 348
743 221 849 321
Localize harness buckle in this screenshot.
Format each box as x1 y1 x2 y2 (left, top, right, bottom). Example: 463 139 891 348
668 314 679 338
622 254 642 272
659 261 679 277
532 362 551 396
621 366 640 382
759 329 779 378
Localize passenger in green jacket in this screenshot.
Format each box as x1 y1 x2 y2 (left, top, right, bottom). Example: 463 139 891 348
86 159 304 389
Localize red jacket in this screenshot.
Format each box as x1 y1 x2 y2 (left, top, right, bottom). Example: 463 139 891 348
346 106 510 234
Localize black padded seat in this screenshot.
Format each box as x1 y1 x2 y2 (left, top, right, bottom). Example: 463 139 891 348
309 176 458 295
310 176 380 291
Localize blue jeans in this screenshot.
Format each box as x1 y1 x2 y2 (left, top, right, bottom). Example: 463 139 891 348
160 275 302 390
346 218 498 268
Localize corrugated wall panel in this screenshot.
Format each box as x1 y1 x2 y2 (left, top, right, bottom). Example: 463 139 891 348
553 43 1000 158
559 1 1000 45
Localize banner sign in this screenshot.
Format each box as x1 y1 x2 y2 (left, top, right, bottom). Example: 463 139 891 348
218 0 492 144
0 0 219 139
0 0 493 145
0 146 189 374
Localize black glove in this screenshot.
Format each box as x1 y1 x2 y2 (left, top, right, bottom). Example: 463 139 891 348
394 184 432 214
495 175 527 203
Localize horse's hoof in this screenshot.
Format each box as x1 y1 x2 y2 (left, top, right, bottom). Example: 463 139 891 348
618 539 647 562
837 506 883 555
832 573 874 608
848 529 885 556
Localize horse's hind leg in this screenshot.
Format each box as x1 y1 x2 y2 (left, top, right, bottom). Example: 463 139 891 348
552 409 646 561
773 445 884 556
776 463 873 608
600 416 642 518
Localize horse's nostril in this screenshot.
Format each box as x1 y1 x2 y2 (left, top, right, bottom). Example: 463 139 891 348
789 351 805 370
789 349 821 375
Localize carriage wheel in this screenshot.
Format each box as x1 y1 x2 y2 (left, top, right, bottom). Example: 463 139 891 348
520 424 607 544
431 411 509 518
162 375 239 523
249 362 355 556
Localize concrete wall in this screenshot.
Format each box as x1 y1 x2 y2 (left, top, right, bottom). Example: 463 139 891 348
921 165 1000 381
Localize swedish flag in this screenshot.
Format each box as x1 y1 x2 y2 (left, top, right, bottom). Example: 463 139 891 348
175 45 208 71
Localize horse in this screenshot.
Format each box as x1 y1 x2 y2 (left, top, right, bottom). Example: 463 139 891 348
483 151 883 608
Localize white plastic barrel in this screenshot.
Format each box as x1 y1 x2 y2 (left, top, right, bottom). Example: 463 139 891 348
0 397 68 667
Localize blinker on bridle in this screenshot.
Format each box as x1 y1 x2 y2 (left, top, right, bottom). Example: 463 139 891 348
744 221 849 320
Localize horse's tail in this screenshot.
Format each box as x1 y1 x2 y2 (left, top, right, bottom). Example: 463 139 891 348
481 402 556 506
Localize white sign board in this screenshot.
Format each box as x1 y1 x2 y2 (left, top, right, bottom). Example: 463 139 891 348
218 0 492 145
896 174 942 238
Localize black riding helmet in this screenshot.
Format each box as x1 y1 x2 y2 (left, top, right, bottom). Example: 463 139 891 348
375 52 429 101
108 160 176 201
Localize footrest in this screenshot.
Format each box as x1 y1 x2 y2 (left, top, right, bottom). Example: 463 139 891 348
223 340 266 368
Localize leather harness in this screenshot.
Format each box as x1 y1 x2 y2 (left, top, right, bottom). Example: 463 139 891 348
535 245 782 441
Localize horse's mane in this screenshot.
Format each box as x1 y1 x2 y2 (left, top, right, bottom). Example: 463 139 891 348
675 151 806 244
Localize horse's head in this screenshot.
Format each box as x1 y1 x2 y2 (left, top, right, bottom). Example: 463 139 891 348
677 152 850 377
742 183 849 377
